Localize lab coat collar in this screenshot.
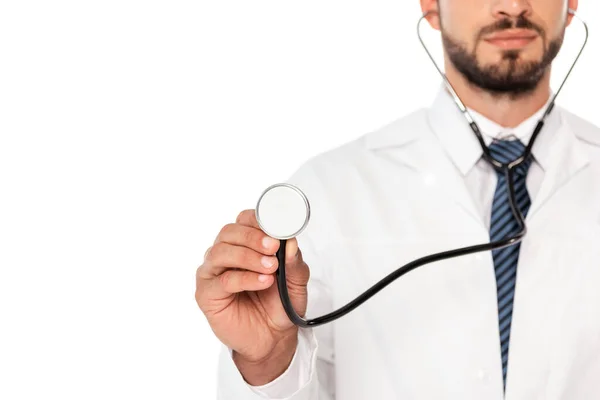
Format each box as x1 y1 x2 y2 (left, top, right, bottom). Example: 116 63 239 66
423 85 591 220
426 86 591 222
426 86 561 176
365 85 591 229
467 95 556 172
364 85 558 174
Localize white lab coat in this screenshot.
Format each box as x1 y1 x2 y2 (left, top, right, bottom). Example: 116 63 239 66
215 88 600 400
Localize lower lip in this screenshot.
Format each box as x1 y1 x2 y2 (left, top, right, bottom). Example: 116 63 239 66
485 37 536 50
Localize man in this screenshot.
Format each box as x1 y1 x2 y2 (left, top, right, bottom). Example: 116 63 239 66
196 0 600 398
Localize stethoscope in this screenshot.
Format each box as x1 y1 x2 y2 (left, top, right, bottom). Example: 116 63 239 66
254 9 589 328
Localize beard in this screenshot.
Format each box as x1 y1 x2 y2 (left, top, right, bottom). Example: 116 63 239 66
441 15 564 98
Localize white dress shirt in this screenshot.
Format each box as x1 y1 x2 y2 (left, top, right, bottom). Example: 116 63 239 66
464 93 554 231
215 87 600 400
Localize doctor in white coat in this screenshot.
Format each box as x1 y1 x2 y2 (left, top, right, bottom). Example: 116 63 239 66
196 0 600 398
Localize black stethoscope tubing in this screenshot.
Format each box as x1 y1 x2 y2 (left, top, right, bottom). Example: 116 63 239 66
275 10 589 328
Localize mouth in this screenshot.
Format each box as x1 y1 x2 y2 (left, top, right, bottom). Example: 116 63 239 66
483 29 538 50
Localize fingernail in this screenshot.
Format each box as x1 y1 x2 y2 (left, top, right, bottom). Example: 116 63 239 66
261 256 275 269
262 236 278 250
258 274 269 282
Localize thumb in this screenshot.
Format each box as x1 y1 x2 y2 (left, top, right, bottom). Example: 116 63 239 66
284 237 299 264
281 238 310 286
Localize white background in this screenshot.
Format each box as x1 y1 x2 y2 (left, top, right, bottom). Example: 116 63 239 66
0 1 598 399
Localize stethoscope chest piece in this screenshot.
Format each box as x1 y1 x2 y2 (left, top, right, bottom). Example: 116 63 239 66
255 183 311 240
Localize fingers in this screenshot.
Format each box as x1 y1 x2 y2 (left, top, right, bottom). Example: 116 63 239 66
219 270 275 293
196 265 275 306
203 242 279 277
201 209 285 277
196 209 309 302
236 209 261 230
215 223 280 256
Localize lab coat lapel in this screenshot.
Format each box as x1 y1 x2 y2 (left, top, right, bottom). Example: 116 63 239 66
425 90 488 230
527 112 591 220
365 105 486 230
423 129 487 229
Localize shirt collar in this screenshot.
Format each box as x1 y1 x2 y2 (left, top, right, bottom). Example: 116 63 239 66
426 85 561 175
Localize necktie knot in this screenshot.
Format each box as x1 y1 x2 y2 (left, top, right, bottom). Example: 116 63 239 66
488 139 532 177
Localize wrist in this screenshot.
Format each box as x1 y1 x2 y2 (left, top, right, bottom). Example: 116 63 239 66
233 331 299 386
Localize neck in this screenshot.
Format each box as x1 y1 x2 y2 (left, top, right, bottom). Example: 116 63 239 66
444 61 552 128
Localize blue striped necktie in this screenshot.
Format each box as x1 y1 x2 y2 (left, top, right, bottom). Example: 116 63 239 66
488 138 533 390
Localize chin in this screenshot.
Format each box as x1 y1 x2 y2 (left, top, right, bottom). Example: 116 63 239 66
494 42 543 59
480 49 543 69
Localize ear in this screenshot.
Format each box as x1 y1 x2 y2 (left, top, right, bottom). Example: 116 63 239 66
566 0 578 26
420 0 441 31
